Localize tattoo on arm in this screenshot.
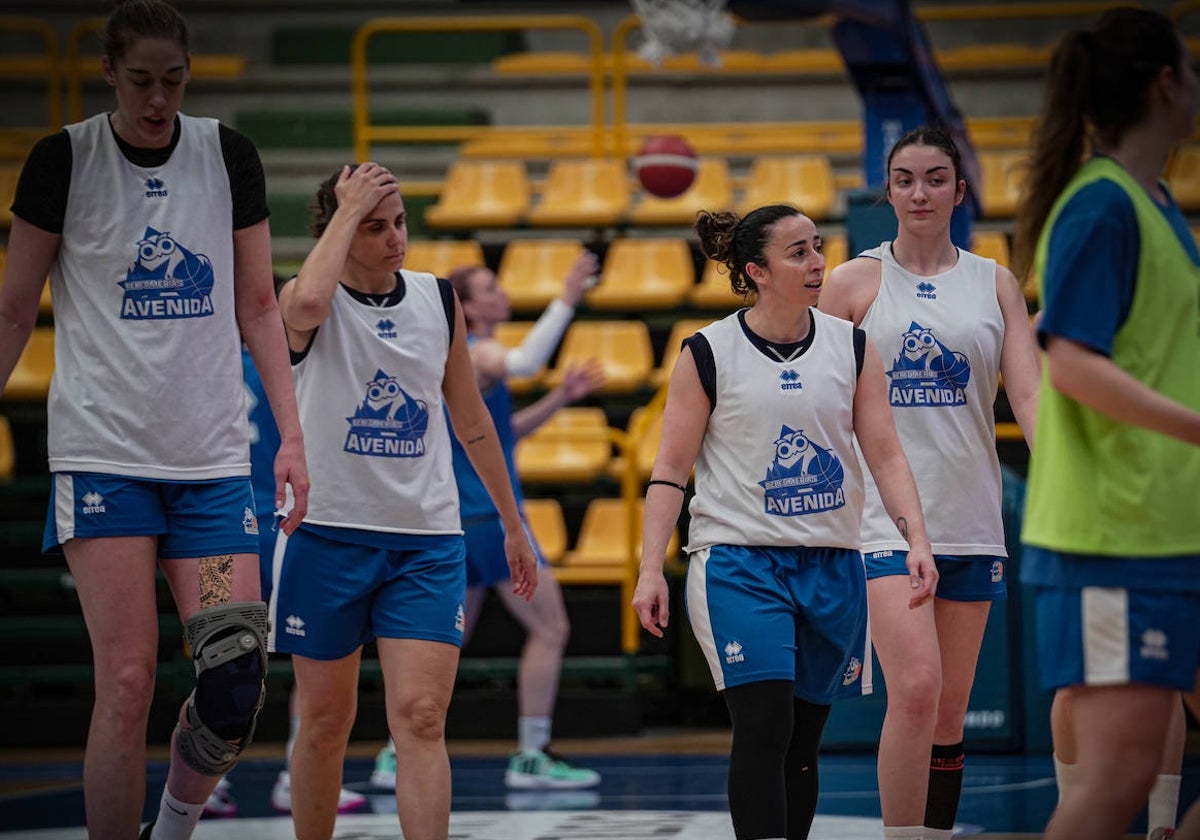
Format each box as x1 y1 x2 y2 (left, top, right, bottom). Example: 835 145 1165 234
199 554 234 609
466 434 486 445
895 517 909 541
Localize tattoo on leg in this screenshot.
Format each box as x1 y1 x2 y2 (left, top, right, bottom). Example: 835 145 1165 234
199 554 234 608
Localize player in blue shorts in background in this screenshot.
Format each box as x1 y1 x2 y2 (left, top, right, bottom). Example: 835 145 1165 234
635 205 936 840
1012 7 1200 839
819 126 1040 840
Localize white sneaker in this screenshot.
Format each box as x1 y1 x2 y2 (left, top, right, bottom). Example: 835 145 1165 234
370 745 397 789
271 771 367 814
203 777 237 817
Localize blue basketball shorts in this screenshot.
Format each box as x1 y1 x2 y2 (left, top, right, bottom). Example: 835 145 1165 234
685 544 871 704
43 472 259 559
1033 584 1200 692
268 525 466 660
462 514 546 588
864 550 1007 601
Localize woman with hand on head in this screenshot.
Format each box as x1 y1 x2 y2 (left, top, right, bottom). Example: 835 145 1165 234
373 252 604 792
1012 7 1200 839
0 2 308 837
272 162 537 840
818 125 1040 840
634 204 934 840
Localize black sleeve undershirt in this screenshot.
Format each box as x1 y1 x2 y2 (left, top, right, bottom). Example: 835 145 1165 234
9 119 268 234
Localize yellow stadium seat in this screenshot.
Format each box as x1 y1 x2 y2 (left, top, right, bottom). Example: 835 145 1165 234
403 239 484 277
425 160 530 230
978 150 1026 219
558 497 679 575
0 414 13 480
1167 143 1200 213
607 406 667 481
544 320 654 394
651 318 712 388
972 230 1011 268
491 321 542 394
526 158 631 228
586 237 694 311
822 233 848 272
739 155 836 221
2 326 54 400
629 157 734 226
497 238 586 312
690 259 753 311
515 406 611 484
523 497 567 564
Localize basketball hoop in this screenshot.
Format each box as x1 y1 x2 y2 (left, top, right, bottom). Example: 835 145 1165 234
630 0 736 67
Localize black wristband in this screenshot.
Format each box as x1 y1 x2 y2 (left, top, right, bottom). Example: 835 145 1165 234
647 479 687 493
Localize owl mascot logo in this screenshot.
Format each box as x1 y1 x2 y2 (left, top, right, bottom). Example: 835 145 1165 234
758 425 846 516
887 321 970 407
343 369 429 458
119 227 215 320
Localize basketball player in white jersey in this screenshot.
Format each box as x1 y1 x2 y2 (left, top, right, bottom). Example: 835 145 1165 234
271 162 536 840
0 2 309 838
635 204 936 840
819 126 1040 840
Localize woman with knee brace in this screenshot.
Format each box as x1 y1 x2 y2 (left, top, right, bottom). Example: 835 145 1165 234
271 162 536 840
634 205 935 840
0 2 309 838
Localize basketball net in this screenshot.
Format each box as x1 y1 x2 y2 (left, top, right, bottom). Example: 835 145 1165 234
630 0 735 67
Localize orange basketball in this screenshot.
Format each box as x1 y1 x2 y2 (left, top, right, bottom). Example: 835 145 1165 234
635 134 698 198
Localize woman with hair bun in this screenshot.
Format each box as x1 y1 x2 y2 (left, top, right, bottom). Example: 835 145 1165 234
634 204 934 840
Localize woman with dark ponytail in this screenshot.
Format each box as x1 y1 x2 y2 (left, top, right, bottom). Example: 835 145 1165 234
634 205 934 839
1013 7 1200 839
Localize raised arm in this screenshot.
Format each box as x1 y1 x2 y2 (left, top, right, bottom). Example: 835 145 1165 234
853 339 937 608
632 347 710 637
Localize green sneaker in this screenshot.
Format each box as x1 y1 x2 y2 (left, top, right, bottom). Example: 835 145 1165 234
504 746 601 790
370 744 397 789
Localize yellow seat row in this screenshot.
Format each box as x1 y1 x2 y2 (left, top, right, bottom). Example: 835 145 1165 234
425 154 839 232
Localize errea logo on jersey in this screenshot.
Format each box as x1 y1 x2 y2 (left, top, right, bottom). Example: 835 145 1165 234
916 281 937 300
81 491 106 514
376 318 398 339
723 640 744 664
779 369 803 391
1140 628 1169 661
285 615 306 637
144 177 168 198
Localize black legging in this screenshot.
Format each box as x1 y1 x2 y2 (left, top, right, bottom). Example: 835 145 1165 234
723 680 832 840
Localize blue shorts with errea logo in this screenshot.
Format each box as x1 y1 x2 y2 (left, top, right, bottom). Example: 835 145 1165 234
42 472 259 558
864 549 1007 602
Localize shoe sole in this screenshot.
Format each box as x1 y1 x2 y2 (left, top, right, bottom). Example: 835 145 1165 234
370 772 397 789
504 773 601 791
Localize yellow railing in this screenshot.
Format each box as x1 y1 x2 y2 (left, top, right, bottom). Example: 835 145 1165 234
0 16 61 158
352 15 606 163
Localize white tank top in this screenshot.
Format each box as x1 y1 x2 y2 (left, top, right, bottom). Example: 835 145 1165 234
294 271 460 534
49 113 247 479
686 308 864 552
857 243 1006 555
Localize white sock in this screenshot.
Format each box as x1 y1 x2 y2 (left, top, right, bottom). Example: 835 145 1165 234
518 715 551 754
1053 754 1076 805
925 829 954 840
152 789 204 840
1148 773 1182 839
882 827 925 840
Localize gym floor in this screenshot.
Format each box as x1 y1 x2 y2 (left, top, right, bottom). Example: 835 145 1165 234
4 733 1197 838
